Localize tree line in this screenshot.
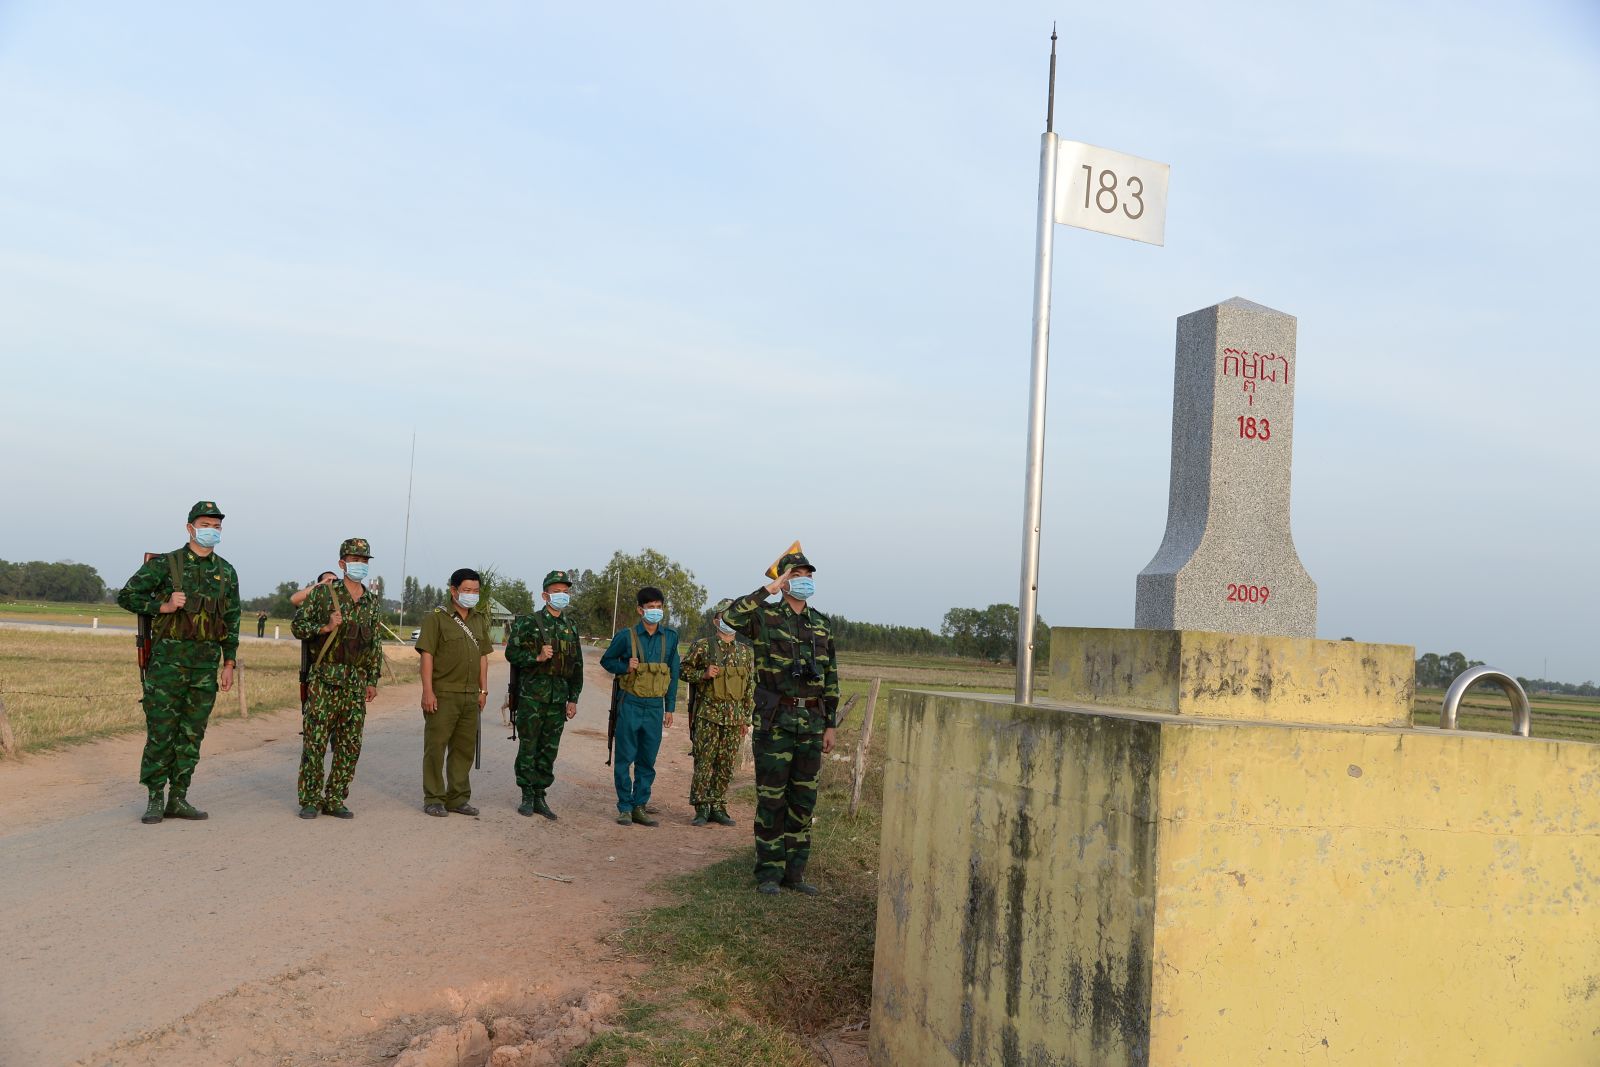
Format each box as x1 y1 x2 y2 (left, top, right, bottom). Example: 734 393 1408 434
0 559 107 603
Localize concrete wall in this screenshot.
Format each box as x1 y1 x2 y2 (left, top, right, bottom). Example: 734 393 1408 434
872 691 1159 1066
1050 627 1415 728
872 690 1600 1066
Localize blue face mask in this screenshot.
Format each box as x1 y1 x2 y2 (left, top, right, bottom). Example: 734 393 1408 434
787 576 815 600
716 619 735 635
344 561 370 582
192 527 221 548
457 592 480 609
547 592 571 611
642 607 664 625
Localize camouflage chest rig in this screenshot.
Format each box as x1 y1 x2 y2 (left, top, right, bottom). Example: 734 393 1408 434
151 549 230 643
315 581 375 669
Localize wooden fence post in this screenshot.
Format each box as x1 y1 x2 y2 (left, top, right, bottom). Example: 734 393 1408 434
849 677 882 818
0 693 16 756
236 661 248 718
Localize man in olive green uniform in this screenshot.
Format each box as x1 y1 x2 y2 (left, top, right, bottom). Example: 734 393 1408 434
504 570 584 819
417 568 492 817
116 501 241 824
679 598 755 826
291 538 383 819
722 551 839 895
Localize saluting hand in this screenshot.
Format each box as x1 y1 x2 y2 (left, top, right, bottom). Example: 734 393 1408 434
160 591 187 614
765 566 798 596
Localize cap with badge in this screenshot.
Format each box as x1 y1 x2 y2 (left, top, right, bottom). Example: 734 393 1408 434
187 500 224 523
339 537 372 559
543 569 575 589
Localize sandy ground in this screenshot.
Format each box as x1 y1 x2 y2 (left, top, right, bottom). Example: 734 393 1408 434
0 647 751 1067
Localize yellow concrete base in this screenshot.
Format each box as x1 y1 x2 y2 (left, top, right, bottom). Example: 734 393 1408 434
1050 626 1415 728
871 691 1600 1066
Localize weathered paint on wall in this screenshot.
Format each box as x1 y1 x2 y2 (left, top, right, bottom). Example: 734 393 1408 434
872 691 1600 1065
1050 627 1414 728
872 691 1158 1066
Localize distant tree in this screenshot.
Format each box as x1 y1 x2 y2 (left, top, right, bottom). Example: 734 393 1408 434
496 577 535 617
0 559 106 603
940 603 1048 663
569 548 707 638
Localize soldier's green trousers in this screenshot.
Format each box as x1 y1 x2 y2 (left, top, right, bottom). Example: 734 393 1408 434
423 691 479 807
514 700 566 793
139 647 219 794
299 679 367 808
690 719 744 809
751 723 823 885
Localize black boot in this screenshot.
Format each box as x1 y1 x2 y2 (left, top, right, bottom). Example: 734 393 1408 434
164 792 209 820
691 804 709 826
709 807 736 826
781 866 819 895
141 789 165 825
517 790 537 817
532 793 558 821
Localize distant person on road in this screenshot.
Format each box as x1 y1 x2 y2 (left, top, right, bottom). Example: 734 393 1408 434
504 570 584 820
416 569 492 817
256 610 267 638
290 539 382 820
722 550 838 896
600 587 680 826
115 500 240 825
679 598 754 827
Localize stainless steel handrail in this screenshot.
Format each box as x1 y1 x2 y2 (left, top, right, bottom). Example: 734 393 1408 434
1440 666 1532 738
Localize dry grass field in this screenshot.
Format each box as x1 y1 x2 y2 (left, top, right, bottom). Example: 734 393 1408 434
0 631 420 754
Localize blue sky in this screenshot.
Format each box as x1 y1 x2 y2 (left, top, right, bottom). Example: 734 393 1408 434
1 1 1596 681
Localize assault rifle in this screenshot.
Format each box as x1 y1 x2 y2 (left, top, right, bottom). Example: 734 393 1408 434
135 551 161 683
686 681 704 745
506 662 521 740
605 677 620 767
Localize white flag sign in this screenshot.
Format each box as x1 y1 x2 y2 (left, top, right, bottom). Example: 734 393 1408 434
1053 139 1170 246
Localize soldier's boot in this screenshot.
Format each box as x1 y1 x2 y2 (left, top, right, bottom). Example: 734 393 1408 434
630 806 659 827
298 805 319 820
321 802 354 819
532 793 558 821
141 789 165 825
615 809 633 825
756 882 781 896
781 865 819 896
164 793 209 821
691 805 709 827
709 807 736 827
517 789 538 817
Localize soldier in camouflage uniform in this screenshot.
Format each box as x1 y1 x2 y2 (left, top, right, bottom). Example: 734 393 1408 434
290 538 383 819
116 501 241 824
722 551 839 895
678 598 754 827
504 570 584 820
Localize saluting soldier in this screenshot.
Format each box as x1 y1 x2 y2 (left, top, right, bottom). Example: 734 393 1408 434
722 550 838 895
290 538 383 820
504 570 584 820
678 598 754 827
116 501 241 824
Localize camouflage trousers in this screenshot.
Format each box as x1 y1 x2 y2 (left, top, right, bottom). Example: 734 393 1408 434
690 719 744 809
139 656 219 794
751 724 823 885
299 679 367 808
514 700 566 793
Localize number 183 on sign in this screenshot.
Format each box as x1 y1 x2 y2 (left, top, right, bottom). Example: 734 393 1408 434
1053 140 1170 246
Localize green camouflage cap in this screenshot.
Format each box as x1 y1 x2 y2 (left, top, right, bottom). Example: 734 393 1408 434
187 500 224 523
777 551 815 573
543 569 574 589
339 537 372 559
712 598 734 617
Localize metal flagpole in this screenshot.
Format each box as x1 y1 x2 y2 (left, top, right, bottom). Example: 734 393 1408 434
397 431 416 630
1015 27 1059 704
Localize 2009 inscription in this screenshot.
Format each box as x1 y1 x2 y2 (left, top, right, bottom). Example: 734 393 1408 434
1225 584 1271 604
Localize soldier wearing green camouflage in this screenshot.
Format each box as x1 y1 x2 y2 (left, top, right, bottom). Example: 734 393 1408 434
678 598 755 827
290 537 383 820
504 570 584 820
116 501 241 824
722 551 839 895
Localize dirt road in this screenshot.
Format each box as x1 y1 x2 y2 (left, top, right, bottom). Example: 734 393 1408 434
0 648 746 1066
